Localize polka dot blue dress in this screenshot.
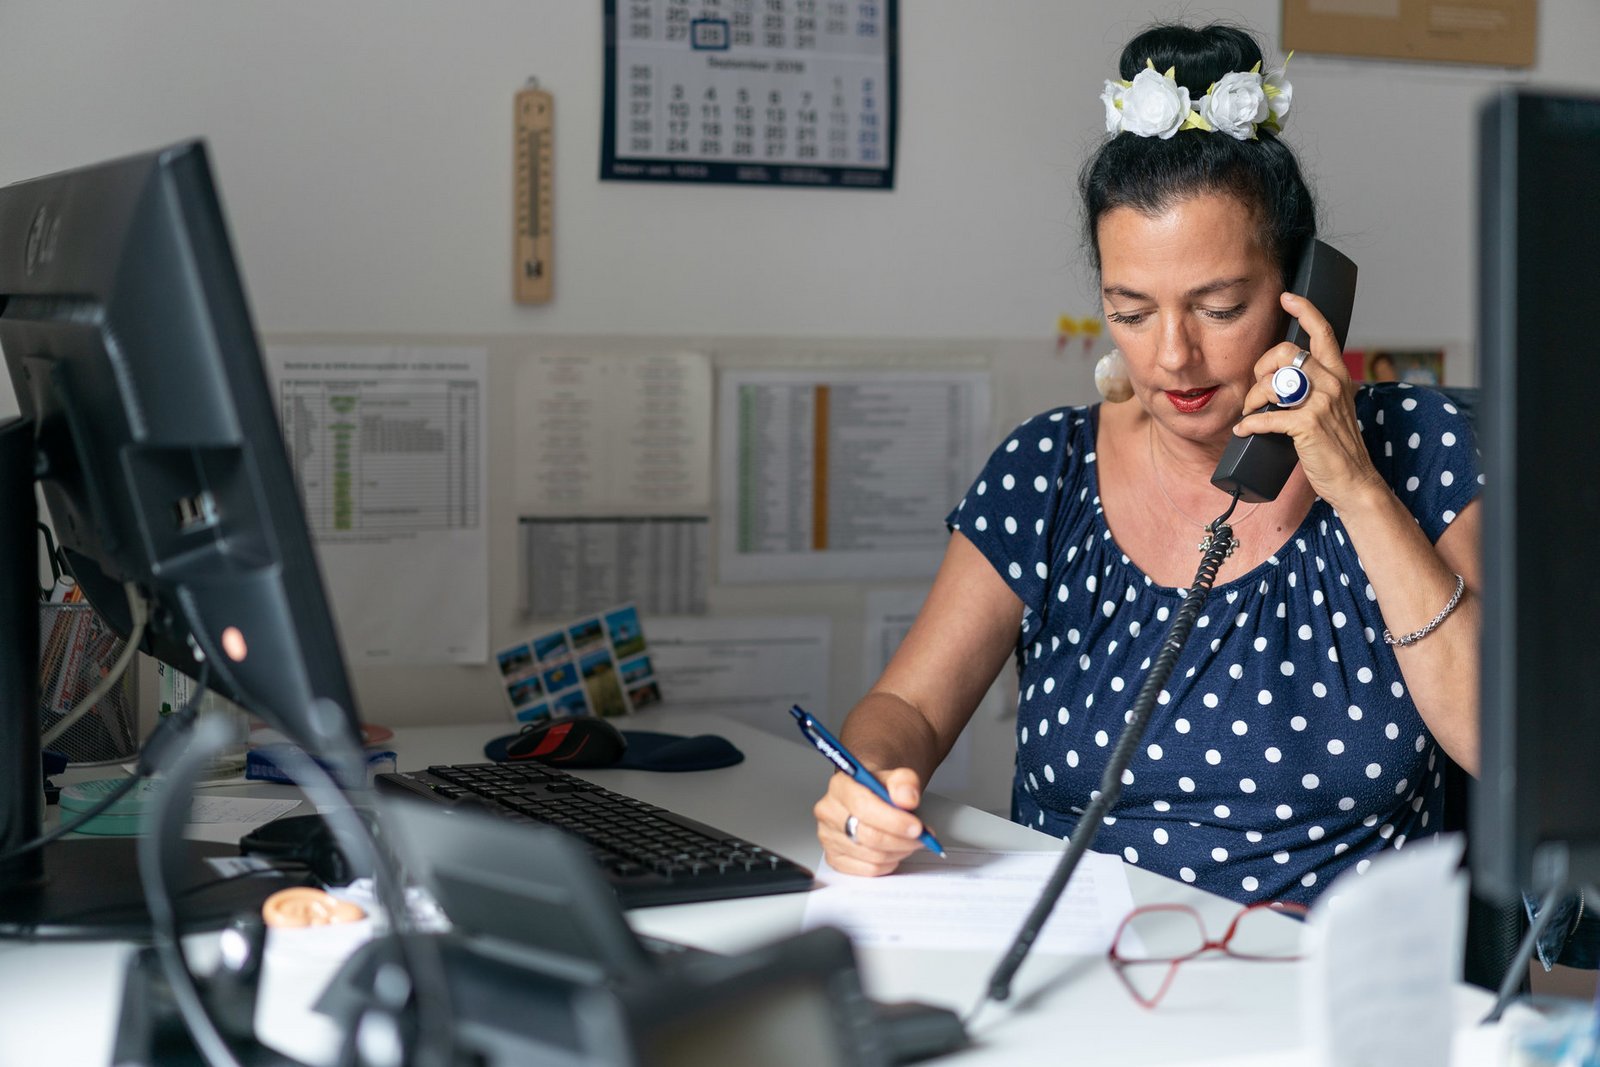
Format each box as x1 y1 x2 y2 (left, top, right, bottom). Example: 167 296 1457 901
947 384 1480 907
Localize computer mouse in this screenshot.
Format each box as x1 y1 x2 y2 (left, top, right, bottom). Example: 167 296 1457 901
507 717 628 768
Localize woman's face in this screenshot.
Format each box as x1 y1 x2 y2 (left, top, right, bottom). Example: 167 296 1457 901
1097 193 1285 448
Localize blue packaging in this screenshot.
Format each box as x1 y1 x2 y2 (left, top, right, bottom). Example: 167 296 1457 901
245 744 397 789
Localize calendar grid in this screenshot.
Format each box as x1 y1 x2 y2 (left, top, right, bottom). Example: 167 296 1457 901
602 0 897 188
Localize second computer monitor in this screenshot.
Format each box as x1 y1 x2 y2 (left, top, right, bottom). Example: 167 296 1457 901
1475 88 1600 899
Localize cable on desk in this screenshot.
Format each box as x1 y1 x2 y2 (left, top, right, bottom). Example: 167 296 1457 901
262 741 458 1067
139 708 249 1067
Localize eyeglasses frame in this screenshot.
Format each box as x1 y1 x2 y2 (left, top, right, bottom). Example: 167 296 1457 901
1107 900 1310 1009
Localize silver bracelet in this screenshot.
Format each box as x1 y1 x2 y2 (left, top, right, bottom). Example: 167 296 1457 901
1383 573 1466 648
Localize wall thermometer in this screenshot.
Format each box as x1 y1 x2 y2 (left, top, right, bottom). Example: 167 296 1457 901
514 78 553 304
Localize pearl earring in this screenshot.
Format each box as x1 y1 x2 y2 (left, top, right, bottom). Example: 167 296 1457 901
1094 348 1133 403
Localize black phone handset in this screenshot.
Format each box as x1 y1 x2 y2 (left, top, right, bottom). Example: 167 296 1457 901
1210 240 1359 503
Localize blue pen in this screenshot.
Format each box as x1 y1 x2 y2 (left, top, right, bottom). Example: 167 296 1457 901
789 705 946 857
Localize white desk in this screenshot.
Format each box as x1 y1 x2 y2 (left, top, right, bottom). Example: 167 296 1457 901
0 712 1511 1066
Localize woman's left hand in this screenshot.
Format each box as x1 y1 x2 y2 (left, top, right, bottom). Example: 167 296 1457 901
1231 291 1385 511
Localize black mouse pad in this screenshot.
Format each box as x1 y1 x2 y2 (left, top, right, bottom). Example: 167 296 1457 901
485 728 743 772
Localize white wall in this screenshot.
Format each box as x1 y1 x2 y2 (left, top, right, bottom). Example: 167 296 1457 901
4 1 1597 810
6 1 1598 349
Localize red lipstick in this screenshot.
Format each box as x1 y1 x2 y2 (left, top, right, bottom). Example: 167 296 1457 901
1164 386 1219 413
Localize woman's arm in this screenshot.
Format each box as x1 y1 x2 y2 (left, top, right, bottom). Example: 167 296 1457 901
1330 487 1481 774
813 531 1024 875
1235 292 1481 774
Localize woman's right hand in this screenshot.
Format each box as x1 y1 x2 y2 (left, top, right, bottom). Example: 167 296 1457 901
812 766 931 876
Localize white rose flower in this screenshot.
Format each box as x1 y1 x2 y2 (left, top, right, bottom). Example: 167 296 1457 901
1118 66 1191 140
1196 71 1270 140
1263 64 1293 131
1100 79 1128 134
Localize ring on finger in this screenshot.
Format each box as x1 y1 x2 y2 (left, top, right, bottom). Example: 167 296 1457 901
1271 365 1312 408
1291 348 1311 369
844 815 860 843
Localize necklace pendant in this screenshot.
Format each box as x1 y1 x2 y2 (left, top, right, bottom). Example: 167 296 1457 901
1198 531 1240 557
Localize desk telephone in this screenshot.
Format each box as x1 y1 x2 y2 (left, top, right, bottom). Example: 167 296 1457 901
1211 239 1359 503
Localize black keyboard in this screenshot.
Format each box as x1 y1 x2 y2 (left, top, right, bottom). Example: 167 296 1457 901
375 762 814 908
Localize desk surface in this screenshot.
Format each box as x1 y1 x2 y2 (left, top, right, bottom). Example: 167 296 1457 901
0 711 1510 1066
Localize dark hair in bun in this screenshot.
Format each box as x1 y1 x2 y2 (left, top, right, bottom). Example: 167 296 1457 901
1080 23 1316 286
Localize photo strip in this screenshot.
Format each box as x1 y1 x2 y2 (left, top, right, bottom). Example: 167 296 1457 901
494 602 659 723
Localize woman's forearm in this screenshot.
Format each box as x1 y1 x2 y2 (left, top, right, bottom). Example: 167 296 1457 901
1334 480 1481 773
838 690 949 782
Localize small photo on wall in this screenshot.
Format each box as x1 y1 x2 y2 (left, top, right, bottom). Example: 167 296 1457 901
533 631 571 664
606 605 646 660
493 602 658 722
543 661 577 692
619 655 653 686
553 688 589 718
580 647 628 718
515 702 552 724
506 674 545 709
1366 348 1446 386
568 616 606 652
497 644 534 677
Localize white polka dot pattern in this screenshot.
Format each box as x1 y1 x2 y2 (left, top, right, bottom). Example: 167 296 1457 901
948 386 1478 906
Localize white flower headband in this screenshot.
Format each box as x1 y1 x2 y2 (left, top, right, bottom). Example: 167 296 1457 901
1101 55 1293 141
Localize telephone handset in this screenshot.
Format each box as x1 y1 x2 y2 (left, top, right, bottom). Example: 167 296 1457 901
1210 240 1359 503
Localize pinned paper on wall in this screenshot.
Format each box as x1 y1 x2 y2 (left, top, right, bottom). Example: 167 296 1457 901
646 615 831 733
265 345 489 665
513 350 712 516
717 369 990 583
517 516 709 618
514 350 713 616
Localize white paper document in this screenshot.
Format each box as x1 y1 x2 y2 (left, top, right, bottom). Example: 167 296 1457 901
646 615 831 730
518 516 709 617
718 369 991 583
265 345 489 665
803 847 1135 955
1302 835 1466 1067
514 350 712 515
187 795 302 826
181 795 304 846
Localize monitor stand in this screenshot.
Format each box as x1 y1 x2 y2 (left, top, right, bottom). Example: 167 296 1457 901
0 836 290 940
0 417 281 940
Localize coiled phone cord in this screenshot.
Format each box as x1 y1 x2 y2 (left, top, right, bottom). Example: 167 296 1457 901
976 492 1243 1015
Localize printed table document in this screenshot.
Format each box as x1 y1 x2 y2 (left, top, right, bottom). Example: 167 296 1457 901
265 345 489 665
513 350 712 516
718 369 990 583
803 847 1135 955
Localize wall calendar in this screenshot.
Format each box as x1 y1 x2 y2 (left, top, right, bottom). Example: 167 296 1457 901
601 0 897 189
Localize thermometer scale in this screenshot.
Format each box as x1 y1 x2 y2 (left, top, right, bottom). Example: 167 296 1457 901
514 78 553 304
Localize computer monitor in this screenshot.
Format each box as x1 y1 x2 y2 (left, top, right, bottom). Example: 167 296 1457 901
0 140 364 935
1474 88 1600 901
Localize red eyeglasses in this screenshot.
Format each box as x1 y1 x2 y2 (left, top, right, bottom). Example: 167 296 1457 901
1107 900 1309 1008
